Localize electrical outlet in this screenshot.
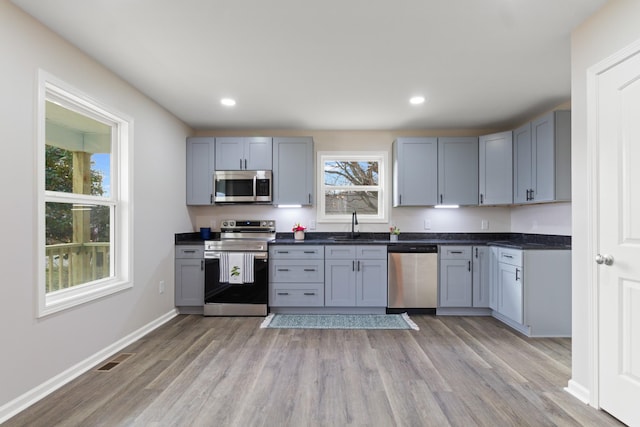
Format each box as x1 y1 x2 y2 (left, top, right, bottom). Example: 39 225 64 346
309 220 316 230
481 220 489 230
424 219 431 230
210 220 217 230
159 280 165 294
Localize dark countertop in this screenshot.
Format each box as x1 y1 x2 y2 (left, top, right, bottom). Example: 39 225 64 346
176 232 571 250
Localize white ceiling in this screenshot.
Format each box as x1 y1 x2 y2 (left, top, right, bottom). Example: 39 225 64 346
13 0 608 131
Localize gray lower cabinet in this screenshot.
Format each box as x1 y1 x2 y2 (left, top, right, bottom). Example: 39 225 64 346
439 246 489 308
272 137 314 206
175 245 204 307
494 247 571 337
325 245 387 307
186 137 215 205
269 245 324 307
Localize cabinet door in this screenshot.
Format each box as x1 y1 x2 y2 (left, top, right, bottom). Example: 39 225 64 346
324 259 357 306
272 137 314 206
174 258 204 306
439 259 472 307
497 262 523 324
513 123 533 203
215 137 245 170
489 246 499 310
245 137 272 170
437 137 479 205
472 246 491 307
186 137 215 205
356 259 388 307
393 137 438 206
531 113 554 202
479 131 513 205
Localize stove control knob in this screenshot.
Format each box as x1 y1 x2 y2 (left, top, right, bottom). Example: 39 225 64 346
222 221 228 227
229 221 235 227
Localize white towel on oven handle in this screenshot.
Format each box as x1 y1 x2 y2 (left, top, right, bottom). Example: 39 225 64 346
243 253 255 283
219 253 255 284
219 252 229 283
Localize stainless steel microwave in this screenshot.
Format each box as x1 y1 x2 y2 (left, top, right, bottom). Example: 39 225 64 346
214 170 272 203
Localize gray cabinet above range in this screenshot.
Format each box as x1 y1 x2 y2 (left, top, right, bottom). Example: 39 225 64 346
215 137 272 170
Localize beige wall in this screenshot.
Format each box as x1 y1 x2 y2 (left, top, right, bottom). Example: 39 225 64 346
570 0 640 401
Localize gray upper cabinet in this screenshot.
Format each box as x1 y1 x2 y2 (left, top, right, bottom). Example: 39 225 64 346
272 137 314 206
392 137 438 206
215 137 273 170
479 131 513 205
438 137 479 205
186 137 215 205
513 111 571 204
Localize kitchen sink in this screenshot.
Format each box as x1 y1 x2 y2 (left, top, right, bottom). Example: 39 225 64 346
328 235 373 241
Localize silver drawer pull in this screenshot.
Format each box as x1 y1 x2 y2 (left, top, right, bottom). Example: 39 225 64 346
303 268 316 272
303 292 315 296
303 251 316 254
183 250 196 253
277 292 289 296
450 251 463 254
503 254 513 259
278 251 289 254
277 268 290 272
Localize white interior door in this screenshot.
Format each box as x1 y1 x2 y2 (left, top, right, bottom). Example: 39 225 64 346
595 45 640 427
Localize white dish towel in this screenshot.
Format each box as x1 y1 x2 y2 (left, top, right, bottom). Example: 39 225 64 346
220 253 255 284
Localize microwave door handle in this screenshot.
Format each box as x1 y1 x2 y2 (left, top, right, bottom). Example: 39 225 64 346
253 175 257 200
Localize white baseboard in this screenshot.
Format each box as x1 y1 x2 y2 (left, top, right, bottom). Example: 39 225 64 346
564 379 591 405
0 308 179 424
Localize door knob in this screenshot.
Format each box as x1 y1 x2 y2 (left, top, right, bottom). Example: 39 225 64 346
595 254 614 266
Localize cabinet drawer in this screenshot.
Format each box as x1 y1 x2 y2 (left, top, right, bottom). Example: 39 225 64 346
271 285 324 306
498 248 522 266
269 260 324 282
175 246 204 259
325 245 357 259
356 245 387 260
270 245 324 259
439 246 471 260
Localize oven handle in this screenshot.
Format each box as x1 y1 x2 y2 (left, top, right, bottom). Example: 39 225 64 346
205 252 268 260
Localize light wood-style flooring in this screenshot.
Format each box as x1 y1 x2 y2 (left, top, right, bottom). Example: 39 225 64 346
5 315 623 426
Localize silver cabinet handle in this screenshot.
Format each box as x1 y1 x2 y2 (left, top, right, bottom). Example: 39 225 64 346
184 250 196 253
201 260 204 270
515 268 520 281
595 254 614 266
244 159 247 169
303 251 316 254
277 292 289 296
277 268 290 271
451 251 463 254
468 261 471 272
240 159 243 169
303 268 316 272
352 260 355 271
480 194 484 204
303 292 315 296
357 260 361 271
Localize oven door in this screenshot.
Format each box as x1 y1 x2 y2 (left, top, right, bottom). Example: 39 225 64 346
204 251 268 316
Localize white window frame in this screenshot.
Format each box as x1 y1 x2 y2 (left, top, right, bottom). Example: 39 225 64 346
37 70 133 317
317 151 389 223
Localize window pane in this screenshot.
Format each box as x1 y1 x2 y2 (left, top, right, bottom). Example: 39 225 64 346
324 190 379 215
45 101 111 197
45 202 111 292
324 161 379 186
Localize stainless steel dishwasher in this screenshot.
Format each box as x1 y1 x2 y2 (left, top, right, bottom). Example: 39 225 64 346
387 244 438 313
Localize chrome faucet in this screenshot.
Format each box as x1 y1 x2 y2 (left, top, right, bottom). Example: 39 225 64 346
351 210 359 238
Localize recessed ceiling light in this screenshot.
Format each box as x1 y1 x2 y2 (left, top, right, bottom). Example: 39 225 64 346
220 98 236 106
409 96 425 105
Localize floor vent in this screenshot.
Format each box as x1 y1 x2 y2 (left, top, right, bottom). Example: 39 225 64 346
96 353 135 372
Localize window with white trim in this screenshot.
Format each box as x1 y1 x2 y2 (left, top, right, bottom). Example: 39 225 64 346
317 152 388 223
38 72 132 317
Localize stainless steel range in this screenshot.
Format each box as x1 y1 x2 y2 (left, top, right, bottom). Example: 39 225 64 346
203 219 275 316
